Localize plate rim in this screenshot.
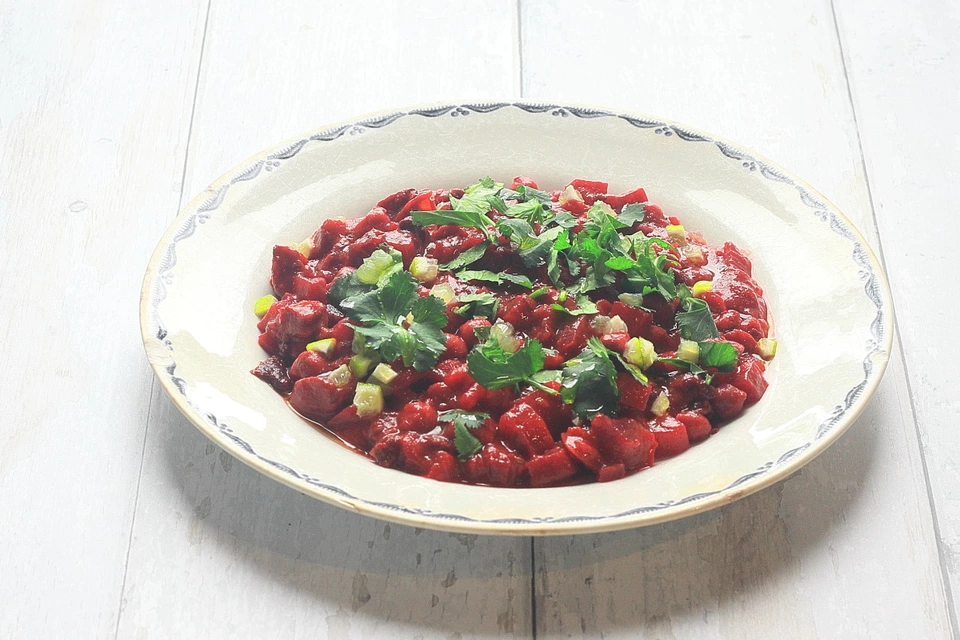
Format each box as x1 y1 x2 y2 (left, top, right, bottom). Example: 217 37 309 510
139 100 894 536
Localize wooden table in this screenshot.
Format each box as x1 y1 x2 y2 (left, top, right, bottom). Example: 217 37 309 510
2 1 957 637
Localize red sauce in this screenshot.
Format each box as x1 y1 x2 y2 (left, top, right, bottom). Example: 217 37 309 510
252 177 772 487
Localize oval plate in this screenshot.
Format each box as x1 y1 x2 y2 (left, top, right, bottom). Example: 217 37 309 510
140 102 892 536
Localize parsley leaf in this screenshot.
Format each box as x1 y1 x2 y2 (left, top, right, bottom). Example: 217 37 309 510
467 334 554 393
617 203 646 226
552 295 599 316
339 271 448 371
560 337 620 419
411 208 494 237
697 341 738 371
439 410 490 460
454 292 499 320
440 241 489 271
328 270 373 306
504 200 547 224
675 298 720 341
456 269 533 289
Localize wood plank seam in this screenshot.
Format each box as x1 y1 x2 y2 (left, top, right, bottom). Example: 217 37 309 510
827 2 960 636
113 1 215 636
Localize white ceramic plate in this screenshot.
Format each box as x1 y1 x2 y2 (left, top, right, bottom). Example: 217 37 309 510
140 102 892 535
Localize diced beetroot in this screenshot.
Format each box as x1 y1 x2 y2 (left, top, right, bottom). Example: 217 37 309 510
569 179 608 205
498 403 555 457
711 384 748 420
554 317 592 358
288 375 354 422
731 356 768 404
289 351 345 379
251 355 293 393
453 383 485 411
397 400 439 433
648 415 690 459
498 294 536 328
431 359 471 386
608 302 653 337
641 203 667 225
458 318 492 346
739 316 769 341
561 198 590 215
699 291 727 314
377 188 417 218
561 427 603 472
425 451 461 483
676 411 712 442
510 175 539 189
720 331 756 356
597 464 626 483
527 447 581 487
395 190 436 221
257 295 328 357
528 305 561 343
382 230 419 265
603 187 648 212
327 405 371 431
618 373 652 411
519 382 572 436
591 415 657 471
344 209 393 237
311 217 348 256
666 373 713 411
270 245 306 296
442 333 468 360
600 331 630 352
721 241 753 275
462 443 525 487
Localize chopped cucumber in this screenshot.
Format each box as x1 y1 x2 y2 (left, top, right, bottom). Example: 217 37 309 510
623 337 657 370
677 339 700 363
253 294 277 318
349 354 377 378
559 184 583 206
293 238 313 258
758 338 778 360
325 364 352 388
429 282 456 304
356 248 400 285
665 224 687 246
606 315 628 334
353 382 384 417
370 363 399 388
692 280 713 297
410 256 439 283
617 292 645 308
490 321 520 354
683 245 706 265
306 338 336 356
651 391 670 417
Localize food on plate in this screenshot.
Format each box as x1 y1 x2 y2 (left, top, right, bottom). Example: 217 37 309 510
251 176 775 487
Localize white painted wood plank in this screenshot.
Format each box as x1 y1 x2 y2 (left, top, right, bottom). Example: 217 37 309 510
833 0 960 628
521 0 952 636
0 1 206 637
118 1 531 638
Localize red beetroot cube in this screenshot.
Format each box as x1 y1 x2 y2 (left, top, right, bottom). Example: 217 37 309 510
462 443 525 487
498 403 555 457
648 415 690 459
597 463 626 483
527 447 581 487
425 451 461 483
618 373 653 411
288 375 354 422
561 427 603 472
711 384 748 420
676 411 712 442
591 415 657 472
397 400 439 433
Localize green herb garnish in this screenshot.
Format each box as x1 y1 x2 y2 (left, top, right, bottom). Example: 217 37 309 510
560 337 620 418
439 410 490 460
467 333 556 394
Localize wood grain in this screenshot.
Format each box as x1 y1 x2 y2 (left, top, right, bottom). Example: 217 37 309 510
117 1 531 638
521 0 952 636
0 1 206 637
834 0 960 630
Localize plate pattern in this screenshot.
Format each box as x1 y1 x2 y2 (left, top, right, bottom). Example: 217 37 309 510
146 103 886 525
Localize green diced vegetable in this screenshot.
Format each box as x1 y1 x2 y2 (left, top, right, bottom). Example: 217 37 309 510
349 354 377 378
325 364 352 388
692 280 713 297
254 294 277 318
651 391 670 416
623 337 657 370
758 338 778 360
677 339 699 363
306 338 337 356
353 382 384 417
370 363 398 388
410 256 439 283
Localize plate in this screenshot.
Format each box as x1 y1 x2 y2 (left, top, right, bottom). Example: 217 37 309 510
140 102 892 535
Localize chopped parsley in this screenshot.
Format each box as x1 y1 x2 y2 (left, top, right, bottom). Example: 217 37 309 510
467 333 556 394
337 271 448 372
439 410 490 460
560 337 620 419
